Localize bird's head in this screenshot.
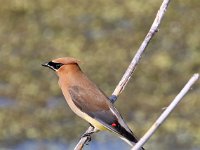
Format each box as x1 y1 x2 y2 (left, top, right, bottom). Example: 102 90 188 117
42 57 80 72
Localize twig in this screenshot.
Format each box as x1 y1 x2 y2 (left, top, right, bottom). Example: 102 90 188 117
74 0 171 149
112 0 171 97
132 73 199 150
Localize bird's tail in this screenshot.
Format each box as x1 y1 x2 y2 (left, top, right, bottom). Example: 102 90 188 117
119 136 145 150
116 126 145 150
102 119 145 149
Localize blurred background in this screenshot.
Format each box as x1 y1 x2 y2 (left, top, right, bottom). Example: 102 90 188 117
0 0 199 149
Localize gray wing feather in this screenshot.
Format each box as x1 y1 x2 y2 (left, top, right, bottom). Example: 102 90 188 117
68 85 139 144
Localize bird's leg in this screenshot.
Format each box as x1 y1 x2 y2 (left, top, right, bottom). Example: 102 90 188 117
81 125 98 138
81 125 99 145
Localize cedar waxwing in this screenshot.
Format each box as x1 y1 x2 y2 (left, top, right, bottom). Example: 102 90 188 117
42 57 144 150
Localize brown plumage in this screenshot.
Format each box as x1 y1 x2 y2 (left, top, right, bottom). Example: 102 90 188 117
42 57 144 149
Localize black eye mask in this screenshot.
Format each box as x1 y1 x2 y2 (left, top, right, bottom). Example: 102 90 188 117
48 61 63 70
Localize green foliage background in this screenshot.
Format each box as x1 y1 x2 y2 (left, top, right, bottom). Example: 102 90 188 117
0 0 199 149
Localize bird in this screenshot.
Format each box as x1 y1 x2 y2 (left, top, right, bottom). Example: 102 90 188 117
42 57 144 149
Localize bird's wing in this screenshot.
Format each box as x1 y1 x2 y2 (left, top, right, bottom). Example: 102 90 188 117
68 85 138 143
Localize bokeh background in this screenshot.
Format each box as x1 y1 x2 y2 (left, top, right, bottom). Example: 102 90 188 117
0 0 199 149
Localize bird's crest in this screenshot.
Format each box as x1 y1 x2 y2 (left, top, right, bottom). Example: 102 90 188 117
52 57 80 65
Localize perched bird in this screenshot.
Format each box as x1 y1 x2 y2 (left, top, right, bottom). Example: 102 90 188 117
42 57 144 149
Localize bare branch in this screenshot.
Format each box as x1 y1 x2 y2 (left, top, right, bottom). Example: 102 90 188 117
132 73 199 150
74 0 171 149
112 0 171 97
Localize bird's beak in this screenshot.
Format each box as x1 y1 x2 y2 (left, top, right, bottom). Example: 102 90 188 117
42 62 56 71
41 62 49 67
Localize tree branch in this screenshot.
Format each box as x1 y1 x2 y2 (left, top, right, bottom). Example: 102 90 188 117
74 0 171 149
112 0 171 97
132 73 199 150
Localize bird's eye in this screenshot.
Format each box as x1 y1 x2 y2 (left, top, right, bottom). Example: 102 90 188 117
55 63 63 69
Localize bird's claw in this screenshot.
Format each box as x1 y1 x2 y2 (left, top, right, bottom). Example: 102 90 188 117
81 132 92 145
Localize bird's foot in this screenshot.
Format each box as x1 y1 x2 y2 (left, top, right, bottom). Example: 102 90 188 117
81 126 99 145
81 132 93 145
81 124 98 138
81 130 95 138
